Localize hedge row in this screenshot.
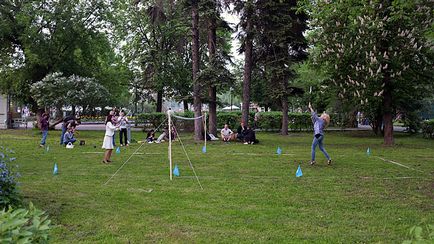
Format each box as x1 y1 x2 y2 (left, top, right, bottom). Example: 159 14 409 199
422 119 434 139
136 111 311 132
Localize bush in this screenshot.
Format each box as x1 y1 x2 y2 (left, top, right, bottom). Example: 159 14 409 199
136 111 311 132
0 202 51 243
0 147 21 209
421 119 434 139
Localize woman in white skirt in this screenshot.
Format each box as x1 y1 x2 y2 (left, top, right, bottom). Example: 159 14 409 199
102 114 119 163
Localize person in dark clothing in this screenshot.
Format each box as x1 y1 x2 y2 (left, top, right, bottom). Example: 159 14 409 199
39 112 49 147
243 126 256 144
146 129 155 143
237 122 247 141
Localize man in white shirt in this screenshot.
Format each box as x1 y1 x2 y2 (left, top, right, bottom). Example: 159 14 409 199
220 124 233 142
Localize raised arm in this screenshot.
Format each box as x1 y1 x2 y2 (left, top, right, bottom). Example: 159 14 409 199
309 103 319 122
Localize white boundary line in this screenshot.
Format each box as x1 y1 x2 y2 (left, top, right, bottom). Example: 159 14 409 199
375 156 424 172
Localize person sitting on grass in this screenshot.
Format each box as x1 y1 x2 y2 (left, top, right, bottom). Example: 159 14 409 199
243 126 256 144
221 124 233 142
237 121 247 141
146 129 155 143
308 102 332 165
63 127 77 146
155 127 170 143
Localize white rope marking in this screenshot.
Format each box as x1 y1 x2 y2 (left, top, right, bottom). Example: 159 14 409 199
82 152 104 154
173 128 204 190
103 142 146 186
376 156 423 172
360 176 428 180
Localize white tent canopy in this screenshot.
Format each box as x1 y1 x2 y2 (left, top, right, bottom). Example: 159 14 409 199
222 105 240 110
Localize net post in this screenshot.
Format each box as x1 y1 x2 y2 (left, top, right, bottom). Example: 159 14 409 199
204 112 207 149
168 109 172 181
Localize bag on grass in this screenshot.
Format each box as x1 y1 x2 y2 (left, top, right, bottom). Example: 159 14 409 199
66 142 74 149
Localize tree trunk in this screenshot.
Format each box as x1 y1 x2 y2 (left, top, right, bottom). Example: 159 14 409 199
383 84 394 146
242 2 253 126
72 106 76 116
183 100 189 111
192 0 203 140
207 12 217 136
281 96 289 135
156 90 163 112
371 112 383 135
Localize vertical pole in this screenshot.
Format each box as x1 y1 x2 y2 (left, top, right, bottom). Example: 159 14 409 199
168 109 172 181
204 112 207 148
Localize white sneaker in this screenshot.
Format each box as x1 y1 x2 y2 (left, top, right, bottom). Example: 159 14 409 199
244 142 248 144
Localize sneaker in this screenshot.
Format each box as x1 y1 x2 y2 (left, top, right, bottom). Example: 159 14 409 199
250 142 254 145
39 144 44 147
327 159 332 165
244 142 248 144
310 160 316 165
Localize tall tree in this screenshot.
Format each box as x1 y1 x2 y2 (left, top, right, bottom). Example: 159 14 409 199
305 0 433 145
255 0 308 135
0 0 127 113
201 0 233 135
204 0 218 135
237 0 255 125
191 0 203 140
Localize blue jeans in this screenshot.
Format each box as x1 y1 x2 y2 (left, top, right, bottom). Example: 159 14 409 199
311 134 330 161
40 130 48 145
112 133 116 146
60 125 67 145
64 138 77 145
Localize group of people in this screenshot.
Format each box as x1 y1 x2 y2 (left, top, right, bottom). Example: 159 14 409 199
145 126 177 144
39 103 332 166
39 112 81 147
220 122 257 144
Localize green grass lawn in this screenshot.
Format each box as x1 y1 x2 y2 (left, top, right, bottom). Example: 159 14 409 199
1 129 433 243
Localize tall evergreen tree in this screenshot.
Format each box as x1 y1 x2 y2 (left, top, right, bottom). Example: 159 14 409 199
255 0 308 135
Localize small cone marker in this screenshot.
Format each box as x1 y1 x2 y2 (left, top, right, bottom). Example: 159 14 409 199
277 147 282 155
173 164 180 177
53 163 58 175
296 165 303 177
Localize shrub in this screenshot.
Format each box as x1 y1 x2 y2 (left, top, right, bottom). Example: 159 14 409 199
0 202 51 243
0 147 21 209
136 111 312 132
421 119 434 139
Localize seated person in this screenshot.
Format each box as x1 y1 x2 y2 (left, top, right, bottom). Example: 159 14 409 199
243 126 256 145
220 124 233 142
146 129 155 143
155 127 174 143
63 127 77 145
237 122 247 141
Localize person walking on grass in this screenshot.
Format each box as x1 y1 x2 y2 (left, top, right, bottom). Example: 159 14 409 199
117 111 129 146
102 114 119 164
308 102 332 165
39 112 49 147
